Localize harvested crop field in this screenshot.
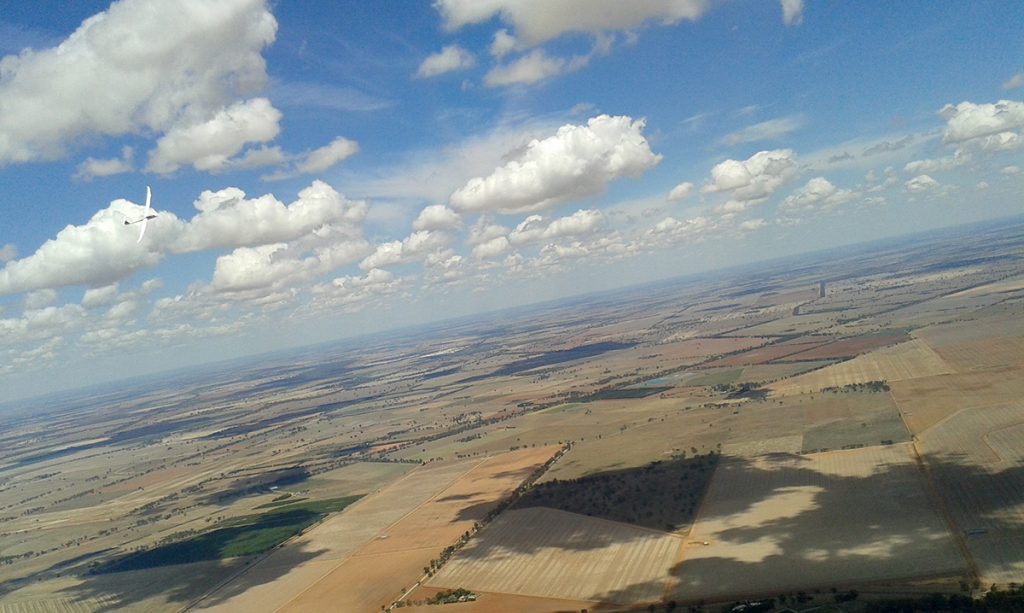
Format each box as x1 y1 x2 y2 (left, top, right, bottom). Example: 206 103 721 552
401 588 596 613
671 445 966 601
890 371 1024 436
768 339 954 395
917 403 1024 585
780 333 910 361
275 446 559 613
426 506 682 604
703 337 831 367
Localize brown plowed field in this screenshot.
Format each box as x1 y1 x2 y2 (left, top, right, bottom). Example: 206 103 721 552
779 333 909 361
703 337 831 367
768 339 954 395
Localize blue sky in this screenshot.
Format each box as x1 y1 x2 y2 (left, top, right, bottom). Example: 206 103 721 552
1 0 1022 401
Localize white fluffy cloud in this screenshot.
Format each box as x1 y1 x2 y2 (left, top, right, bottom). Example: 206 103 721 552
484 49 574 87
0 0 276 166
147 98 282 174
74 146 134 181
450 115 661 214
702 149 799 208
173 180 366 252
211 243 307 292
779 177 855 213
940 100 1024 145
0 200 184 295
903 149 969 175
82 283 120 309
667 181 694 201
359 230 452 270
416 45 476 78
490 29 518 58
905 174 940 193
412 205 462 232
435 0 710 46
508 209 605 245
296 137 359 174
1 181 368 297
472 236 511 259
310 268 405 312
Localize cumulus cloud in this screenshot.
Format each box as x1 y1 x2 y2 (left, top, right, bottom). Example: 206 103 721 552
668 181 694 201
0 199 184 295
940 100 1024 145
490 29 518 58
82 283 120 309
260 136 359 180
295 137 359 174
780 0 804 26
211 243 307 292
435 0 709 46
702 149 799 208
0 244 16 263
1 181 368 297
416 45 476 78
23 289 58 310
466 217 510 246
508 209 605 246
1002 73 1024 91
173 180 366 253
739 218 768 231
903 149 969 175
146 97 282 174
450 115 661 214
472 236 511 259
779 177 856 213
310 268 406 312
74 146 134 181
484 49 574 87
645 215 714 244
0 0 277 166
359 230 452 270
905 174 940 193
720 115 805 146
412 205 462 232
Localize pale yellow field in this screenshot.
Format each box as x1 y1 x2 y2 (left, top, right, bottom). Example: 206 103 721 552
892 371 1024 436
769 339 954 395
917 403 1024 585
426 506 682 604
671 445 966 601
195 457 485 612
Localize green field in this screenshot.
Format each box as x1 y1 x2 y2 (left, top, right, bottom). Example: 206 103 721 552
97 496 361 573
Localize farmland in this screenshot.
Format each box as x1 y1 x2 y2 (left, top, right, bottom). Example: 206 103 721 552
1 218 1023 611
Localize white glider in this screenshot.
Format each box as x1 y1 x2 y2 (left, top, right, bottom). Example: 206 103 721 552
123 186 157 243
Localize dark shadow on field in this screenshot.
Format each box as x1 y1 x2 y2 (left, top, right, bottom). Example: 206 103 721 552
580 453 1024 609
516 454 720 532
56 544 328 611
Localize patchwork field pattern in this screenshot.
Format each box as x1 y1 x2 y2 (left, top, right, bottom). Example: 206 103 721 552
768 339 954 395
671 445 966 601
917 404 1024 585
426 507 682 604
